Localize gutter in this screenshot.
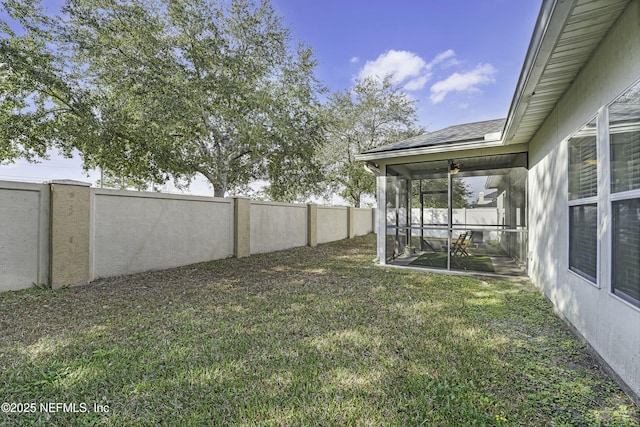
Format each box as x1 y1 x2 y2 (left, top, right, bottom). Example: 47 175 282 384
355 134 504 163
363 162 381 176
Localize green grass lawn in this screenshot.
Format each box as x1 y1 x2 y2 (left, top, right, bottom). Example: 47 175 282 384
410 252 495 272
1 235 638 426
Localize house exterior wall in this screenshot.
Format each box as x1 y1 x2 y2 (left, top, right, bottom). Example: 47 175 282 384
528 0 640 399
0 181 49 291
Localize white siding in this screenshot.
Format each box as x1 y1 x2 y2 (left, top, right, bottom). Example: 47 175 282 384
528 1 640 399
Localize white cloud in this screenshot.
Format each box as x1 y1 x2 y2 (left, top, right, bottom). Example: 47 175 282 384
358 50 427 88
431 50 460 69
356 49 458 92
441 57 461 68
354 49 496 100
428 49 455 67
429 63 496 103
403 75 430 91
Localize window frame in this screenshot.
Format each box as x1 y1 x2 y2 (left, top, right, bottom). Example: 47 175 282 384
567 199 599 284
565 79 640 309
609 191 640 307
607 103 640 308
566 116 600 286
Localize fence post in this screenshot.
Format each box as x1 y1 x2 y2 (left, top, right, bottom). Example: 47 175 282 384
49 180 92 288
234 197 251 258
307 204 317 247
347 207 355 238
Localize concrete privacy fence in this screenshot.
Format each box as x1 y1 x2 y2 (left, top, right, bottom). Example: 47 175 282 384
0 180 376 291
92 189 234 279
249 200 308 255
0 181 50 290
317 206 349 244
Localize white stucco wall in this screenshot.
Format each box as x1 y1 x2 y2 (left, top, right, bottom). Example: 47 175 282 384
0 182 375 291
0 181 49 291
353 208 374 236
385 208 500 238
250 201 307 254
92 190 233 278
528 0 640 399
317 206 348 244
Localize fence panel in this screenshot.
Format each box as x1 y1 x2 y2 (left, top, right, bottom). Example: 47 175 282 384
92 190 233 278
0 181 49 291
250 201 307 254
354 208 374 236
317 206 348 244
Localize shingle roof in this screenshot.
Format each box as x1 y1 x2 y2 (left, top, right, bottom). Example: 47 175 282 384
363 118 506 154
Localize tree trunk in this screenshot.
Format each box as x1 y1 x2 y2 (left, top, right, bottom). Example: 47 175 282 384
213 185 225 198
195 167 227 198
214 169 228 198
353 192 361 208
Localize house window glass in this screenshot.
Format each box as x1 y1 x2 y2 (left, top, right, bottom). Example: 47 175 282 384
610 114 640 193
569 204 597 282
567 118 597 283
569 136 598 200
610 118 640 194
609 80 640 306
612 199 640 304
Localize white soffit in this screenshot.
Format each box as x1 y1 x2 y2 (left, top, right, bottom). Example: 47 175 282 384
504 0 631 145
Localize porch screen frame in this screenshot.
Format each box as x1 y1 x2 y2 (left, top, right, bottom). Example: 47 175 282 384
385 154 528 273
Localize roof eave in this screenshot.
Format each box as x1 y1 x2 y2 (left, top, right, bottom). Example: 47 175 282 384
503 0 574 145
354 138 504 163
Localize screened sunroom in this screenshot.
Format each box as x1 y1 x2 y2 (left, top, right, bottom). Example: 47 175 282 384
357 119 529 276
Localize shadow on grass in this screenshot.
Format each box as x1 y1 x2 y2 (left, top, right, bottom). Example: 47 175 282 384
0 235 638 426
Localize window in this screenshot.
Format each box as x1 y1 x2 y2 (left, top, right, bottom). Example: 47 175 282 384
609 80 640 306
611 199 640 303
611 131 640 193
569 135 598 200
569 204 597 281
567 120 598 283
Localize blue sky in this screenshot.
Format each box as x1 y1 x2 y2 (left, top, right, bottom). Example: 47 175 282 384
0 0 542 192
273 0 542 129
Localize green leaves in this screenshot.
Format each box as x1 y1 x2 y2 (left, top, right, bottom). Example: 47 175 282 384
1 0 111 171
1 0 324 199
322 76 424 207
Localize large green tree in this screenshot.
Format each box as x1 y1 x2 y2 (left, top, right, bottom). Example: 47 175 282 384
321 76 424 207
0 0 324 199
411 178 473 209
